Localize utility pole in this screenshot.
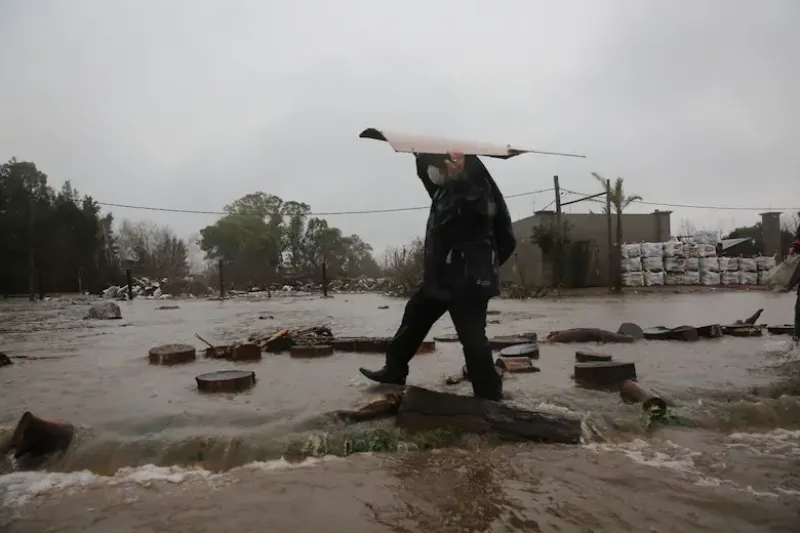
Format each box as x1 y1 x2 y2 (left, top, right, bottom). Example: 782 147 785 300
553 175 562 288
27 194 35 302
605 179 613 291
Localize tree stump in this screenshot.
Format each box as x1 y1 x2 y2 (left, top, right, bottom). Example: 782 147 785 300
396 386 582 444
204 345 231 359
290 344 334 358
494 357 540 374
617 322 644 340
498 343 540 359
7 412 74 467
575 350 612 363
722 325 763 337
434 334 459 343
696 324 723 339
230 343 262 361
547 328 634 344
489 336 533 350
148 344 196 365
642 326 699 342
417 341 436 354
766 325 794 336
573 361 636 388
196 370 256 393
0 352 12 367
620 379 667 416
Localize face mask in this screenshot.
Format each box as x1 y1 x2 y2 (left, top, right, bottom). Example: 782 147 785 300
427 165 446 186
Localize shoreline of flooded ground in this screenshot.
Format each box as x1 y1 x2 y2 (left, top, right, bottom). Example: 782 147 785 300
1 292 798 531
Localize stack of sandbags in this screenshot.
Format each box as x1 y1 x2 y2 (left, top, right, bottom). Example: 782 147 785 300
620 243 644 287
698 244 720 285
720 257 740 285
682 242 700 285
663 241 686 285
756 255 777 284
738 257 758 284
641 242 665 286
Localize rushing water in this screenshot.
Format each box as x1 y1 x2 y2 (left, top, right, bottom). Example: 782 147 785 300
1 291 798 532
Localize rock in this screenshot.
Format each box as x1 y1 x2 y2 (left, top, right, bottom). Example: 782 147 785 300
547 328 634 344
6 412 74 469
573 361 636 388
0 352 12 367
617 322 644 340
620 379 667 417
498 343 540 359
290 344 334 358
86 302 122 320
494 357 540 374
642 326 699 342
148 344 197 365
575 350 612 362
196 370 256 393
396 386 582 444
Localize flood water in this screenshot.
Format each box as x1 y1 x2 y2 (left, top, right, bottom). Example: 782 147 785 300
1 291 798 532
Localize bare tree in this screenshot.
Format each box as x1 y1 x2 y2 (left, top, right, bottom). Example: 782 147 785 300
382 238 424 295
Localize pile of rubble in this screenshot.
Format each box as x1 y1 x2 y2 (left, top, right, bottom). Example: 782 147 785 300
102 277 209 300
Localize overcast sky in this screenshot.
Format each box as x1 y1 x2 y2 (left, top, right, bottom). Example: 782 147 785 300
2 0 798 261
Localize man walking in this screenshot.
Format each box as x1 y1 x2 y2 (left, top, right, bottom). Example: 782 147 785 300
359 151 516 400
789 225 800 342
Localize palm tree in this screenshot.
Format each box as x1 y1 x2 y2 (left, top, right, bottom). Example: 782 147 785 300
592 173 643 293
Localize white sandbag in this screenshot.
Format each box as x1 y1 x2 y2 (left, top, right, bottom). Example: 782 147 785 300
738 257 757 273
664 256 686 273
698 244 717 258
664 272 684 285
621 243 642 259
642 255 664 272
622 272 645 287
756 255 776 271
682 243 699 258
718 257 729 272
724 257 738 271
685 257 700 272
739 271 758 285
641 242 664 258
683 271 700 285
644 271 664 286
700 271 720 285
620 257 643 273
663 241 684 257
762 254 800 292
721 271 740 285
699 257 720 273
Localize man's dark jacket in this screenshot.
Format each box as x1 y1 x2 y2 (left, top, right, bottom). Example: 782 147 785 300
416 155 516 300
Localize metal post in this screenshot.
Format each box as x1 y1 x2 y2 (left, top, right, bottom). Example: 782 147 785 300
605 179 613 289
321 260 328 297
218 259 225 299
125 269 133 300
553 175 562 288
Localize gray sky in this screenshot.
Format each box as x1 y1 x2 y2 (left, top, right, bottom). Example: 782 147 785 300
2 0 798 261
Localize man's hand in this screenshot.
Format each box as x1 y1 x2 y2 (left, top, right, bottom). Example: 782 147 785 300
444 151 465 176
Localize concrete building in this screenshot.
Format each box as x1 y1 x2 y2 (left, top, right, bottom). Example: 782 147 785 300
500 210 672 288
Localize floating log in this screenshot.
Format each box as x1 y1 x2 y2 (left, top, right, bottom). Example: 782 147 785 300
617 322 644 340
620 379 667 416
494 357 540 374
696 324 723 339
642 326 699 342
575 350 612 363
156 305 180 310
547 328 634 344
722 325 763 337
333 392 403 423
766 325 794 336
196 370 256 393
290 344 334 358
8 412 74 467
148 344 197 365
230 343 262 361
0 352 12 367
396 386 582 444
499 343 540 359
489 336 536 350
434 334 459 343
573 361 636 388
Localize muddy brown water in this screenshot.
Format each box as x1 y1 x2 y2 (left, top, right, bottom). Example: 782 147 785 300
1 291 798 532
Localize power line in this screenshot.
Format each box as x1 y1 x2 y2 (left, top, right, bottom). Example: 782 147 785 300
560 188 800 212
96 188 555 217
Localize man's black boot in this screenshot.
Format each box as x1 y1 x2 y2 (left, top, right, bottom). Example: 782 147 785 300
359 366 407 386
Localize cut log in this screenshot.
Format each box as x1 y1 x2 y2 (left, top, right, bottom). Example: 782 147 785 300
766 325 794 336
333 392 403 423
396 386 582 444
642 326 699 342
574 361 636 388
547 328 634 344
696 324 723 339
8 412 74 467
230 343 262 361
620 379 667 416
148 344 196 365
617 322 644 340
0 352 12 367
417 341 436 354
486 310 501 316
331 336 390 353
494 357 540 374
489 336 534 350
498 343 540 359
575 350 612 363
722 325 763 337
434 334 459 343
290 344 334 358
196 370 256 393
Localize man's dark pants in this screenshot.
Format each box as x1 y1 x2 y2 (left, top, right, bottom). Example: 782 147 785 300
383 286 501 399
794 288 799 341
